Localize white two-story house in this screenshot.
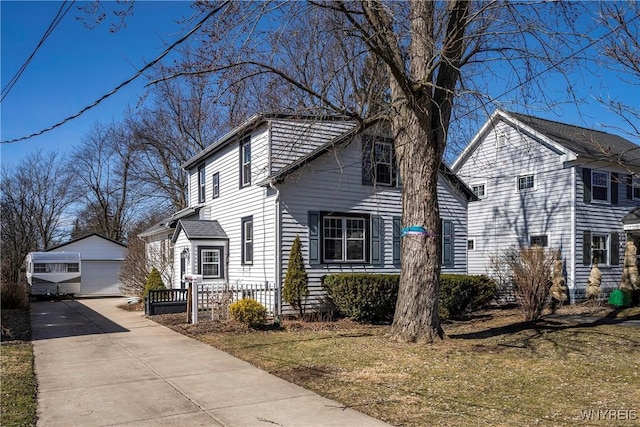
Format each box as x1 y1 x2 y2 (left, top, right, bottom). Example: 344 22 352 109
141 113 476 314
452 109 640 302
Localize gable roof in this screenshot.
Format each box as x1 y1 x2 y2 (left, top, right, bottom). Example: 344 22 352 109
45 233 127 251
171 220 228 243
509 112 640 166
453 109 640 170
181 113 353 170
261 118 478 202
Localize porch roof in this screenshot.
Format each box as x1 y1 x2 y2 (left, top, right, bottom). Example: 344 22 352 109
623 206 640 226
172 220 228 242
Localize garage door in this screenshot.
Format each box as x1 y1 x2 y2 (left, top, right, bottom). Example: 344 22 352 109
81 261 123 295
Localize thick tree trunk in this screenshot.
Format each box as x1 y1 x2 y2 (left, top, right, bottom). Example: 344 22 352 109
389 105 444 343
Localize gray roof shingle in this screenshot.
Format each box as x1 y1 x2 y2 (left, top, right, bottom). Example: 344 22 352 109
177 220 228 240
510 112 640 167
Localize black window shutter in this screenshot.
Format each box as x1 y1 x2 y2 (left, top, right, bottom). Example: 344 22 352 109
610 232 619 265
441 220 454 267
627 175 633 199
582 168 591 203
238 143 243 189
308 212 320 264
362 136 374 186
583 230 591 265
392 216 401 264
370 215 383 265
612 172 619 205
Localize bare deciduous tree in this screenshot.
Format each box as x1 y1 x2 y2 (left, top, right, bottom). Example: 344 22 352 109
69 123 140 242
164 0 587 342
0 151 74 284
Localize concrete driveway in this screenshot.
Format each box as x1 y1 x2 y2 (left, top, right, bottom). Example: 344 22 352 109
31 298 389 427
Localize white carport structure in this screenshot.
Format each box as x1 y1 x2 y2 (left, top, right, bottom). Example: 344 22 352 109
46 234 126 296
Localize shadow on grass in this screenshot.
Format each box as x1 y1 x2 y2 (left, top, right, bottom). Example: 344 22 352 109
449 313 640 341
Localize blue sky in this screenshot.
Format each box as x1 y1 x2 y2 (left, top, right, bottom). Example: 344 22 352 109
1 0 197 166
1 1 638 168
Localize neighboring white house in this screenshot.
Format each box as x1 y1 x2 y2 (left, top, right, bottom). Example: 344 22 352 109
452 109 640 302
46 233 126 296
142 113 476 313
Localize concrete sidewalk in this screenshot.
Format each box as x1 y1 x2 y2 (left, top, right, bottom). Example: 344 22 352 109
31 298 389 427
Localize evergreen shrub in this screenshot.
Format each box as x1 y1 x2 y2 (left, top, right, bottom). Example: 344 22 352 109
282 235 309 317
143 267 165 296
229 299 267 326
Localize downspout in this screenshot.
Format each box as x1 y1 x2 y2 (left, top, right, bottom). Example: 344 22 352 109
269 180 282 316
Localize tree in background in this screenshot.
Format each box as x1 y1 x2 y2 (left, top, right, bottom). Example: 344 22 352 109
0 151 74 284
69 122 142 242
282 235 309 318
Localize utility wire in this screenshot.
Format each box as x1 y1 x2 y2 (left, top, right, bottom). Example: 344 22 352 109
1 1 230 144
1 1 75 103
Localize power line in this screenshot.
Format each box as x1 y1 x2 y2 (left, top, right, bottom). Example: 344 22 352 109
1 1 75 103
1 1 230 145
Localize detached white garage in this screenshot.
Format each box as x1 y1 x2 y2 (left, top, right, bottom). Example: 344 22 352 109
46 234 126 296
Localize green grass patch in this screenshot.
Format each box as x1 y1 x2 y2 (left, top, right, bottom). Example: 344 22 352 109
155 310 640 426
1 342 37 426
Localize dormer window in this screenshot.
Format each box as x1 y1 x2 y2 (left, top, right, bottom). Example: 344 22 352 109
362 136 396 187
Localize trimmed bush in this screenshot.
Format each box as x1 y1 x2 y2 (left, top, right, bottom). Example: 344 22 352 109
323 273 497 322
229 299 267 326
323 274 399 322
143 267 165 297
439 274 497 320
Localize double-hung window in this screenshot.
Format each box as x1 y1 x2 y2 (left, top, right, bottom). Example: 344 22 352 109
198 164 206 203
322 215 367 263
240 139 251 188
212 172 220 199
518 175 534 191
241 216 253 264
200 247 222 278
592 171 610 202
591 234 609 265
362 137 397 187
374 140 394 186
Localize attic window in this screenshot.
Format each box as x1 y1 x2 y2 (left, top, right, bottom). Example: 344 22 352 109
518 175 535 191
496 132 508 148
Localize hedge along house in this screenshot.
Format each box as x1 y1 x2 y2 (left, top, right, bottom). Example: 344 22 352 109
45 233 126 296
452 109 640 302
143 113 476 314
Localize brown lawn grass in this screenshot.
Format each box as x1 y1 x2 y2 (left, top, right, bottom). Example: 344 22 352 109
153 307 640 426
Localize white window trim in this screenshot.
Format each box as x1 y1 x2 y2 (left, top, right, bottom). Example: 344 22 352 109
591 171 610 204
591 233 610 266
530 234 549 247
517 174 535 192
241 140 251 187
242 217 253 265
212 172 220 199
200 248 222 278
322 215 367 263
471 182 486 199
198 165 206 203
496 131 508 148
467 238 476 251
